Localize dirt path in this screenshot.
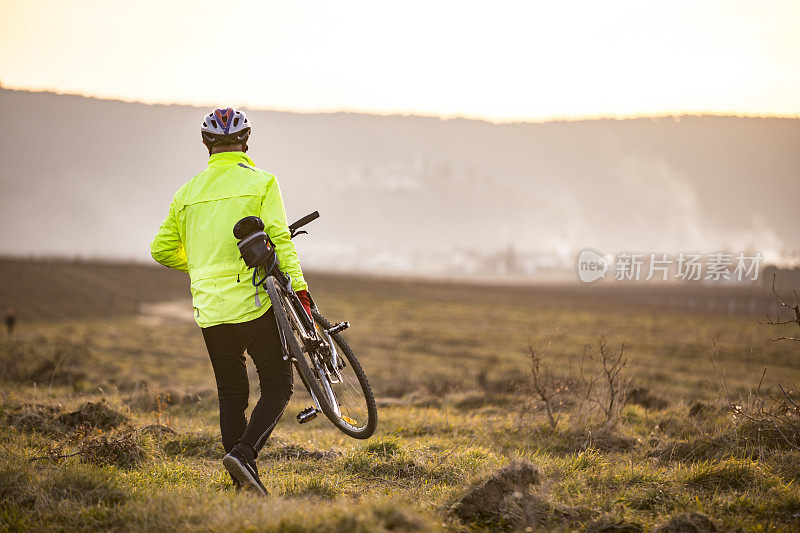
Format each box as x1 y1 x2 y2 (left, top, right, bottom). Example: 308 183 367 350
136 299 195 326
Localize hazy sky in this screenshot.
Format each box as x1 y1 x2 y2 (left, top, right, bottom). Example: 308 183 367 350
1 0 799 122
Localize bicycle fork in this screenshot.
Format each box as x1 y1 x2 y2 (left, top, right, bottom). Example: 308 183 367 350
276 320 322 423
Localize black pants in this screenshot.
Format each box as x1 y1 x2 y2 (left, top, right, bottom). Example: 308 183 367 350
201 309 293 455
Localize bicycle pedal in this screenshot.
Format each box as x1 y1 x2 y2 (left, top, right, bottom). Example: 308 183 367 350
297 407 319 424
326 321 350 336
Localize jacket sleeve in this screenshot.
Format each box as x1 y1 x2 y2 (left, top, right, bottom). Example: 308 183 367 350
150 200 189 273
261 176 308 292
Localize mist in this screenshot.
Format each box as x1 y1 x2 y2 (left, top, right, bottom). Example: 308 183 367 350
1 88 798 277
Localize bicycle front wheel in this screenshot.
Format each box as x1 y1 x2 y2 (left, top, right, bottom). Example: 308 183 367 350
311 308 377 439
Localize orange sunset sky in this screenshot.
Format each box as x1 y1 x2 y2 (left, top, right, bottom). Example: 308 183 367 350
1 0 799 122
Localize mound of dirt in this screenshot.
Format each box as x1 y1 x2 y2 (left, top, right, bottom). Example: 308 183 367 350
736 417 800 451
505 492 595 529
140 424 177 437
688 402 714 418
179 390 212 404
451 460 541 525
653 512 718 532
527 425 638 455
626 388 669 410
80 433 146 468
125 389 213 412
27 358 88 387
58 401 128 430
375 397 410 408
453 392 513 410
586 430 639 453
7 403 66 435
647 435 730 463
584 516 644 532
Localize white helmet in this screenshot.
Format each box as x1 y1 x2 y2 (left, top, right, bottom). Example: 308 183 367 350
201 107 251 147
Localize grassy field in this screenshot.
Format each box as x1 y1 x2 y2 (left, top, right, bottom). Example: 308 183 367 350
1 259 800 531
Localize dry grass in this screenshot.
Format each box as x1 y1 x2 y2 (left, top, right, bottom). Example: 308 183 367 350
1 260 800 531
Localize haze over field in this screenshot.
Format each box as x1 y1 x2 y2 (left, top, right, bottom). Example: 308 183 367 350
1 88 799 276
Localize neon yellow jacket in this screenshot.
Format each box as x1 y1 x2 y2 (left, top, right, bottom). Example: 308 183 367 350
150 151 308 327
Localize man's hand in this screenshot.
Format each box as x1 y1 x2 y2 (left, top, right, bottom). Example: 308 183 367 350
296 290 313 319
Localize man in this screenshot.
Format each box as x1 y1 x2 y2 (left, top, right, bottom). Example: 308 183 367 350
5 306 15 338
150 107 312 496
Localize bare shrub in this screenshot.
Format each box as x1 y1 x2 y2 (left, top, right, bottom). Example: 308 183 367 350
757 274 800 341
706 339 800 454
582 337 632 430
730 385 800 451
525 338 561 429
521 336 633 431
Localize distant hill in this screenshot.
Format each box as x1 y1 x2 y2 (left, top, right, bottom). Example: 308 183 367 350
0 88 798 275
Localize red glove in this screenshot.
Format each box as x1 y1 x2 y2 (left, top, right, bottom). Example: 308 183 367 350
296 290 313 319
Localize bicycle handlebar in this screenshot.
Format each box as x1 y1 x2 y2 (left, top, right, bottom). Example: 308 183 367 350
289 211 320 233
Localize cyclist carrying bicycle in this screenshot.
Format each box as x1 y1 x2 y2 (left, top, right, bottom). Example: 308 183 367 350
150 107 313 495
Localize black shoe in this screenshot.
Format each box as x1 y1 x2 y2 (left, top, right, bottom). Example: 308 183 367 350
223 444 267 496
230 473 242 492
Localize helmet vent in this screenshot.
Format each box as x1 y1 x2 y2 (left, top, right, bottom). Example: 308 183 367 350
211 120 217 128
233 117 239 127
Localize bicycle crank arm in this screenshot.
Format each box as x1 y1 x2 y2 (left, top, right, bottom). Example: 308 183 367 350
326 321 350 336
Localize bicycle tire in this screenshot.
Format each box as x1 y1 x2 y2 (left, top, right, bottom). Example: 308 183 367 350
264 276 333 417
311 308 378 439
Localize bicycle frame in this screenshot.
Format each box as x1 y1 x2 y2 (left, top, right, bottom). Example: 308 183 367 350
250 230 345 418
234 210 375 438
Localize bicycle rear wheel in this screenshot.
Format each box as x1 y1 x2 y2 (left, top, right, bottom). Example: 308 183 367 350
311 308 377 439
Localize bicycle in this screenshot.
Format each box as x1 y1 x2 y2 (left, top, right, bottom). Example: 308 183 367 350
233 211 377 439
